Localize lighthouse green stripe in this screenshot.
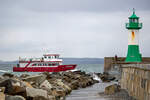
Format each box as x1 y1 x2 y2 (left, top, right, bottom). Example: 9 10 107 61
125 45 142 62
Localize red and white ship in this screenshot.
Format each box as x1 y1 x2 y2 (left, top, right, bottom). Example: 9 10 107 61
13 54 76 72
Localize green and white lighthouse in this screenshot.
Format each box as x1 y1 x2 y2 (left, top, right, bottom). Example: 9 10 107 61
125 9 142 62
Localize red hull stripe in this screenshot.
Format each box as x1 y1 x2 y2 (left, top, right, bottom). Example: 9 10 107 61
13 65 76 72
25 62 31 67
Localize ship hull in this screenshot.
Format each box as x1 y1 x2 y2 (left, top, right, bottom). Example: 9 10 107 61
13 65 76 72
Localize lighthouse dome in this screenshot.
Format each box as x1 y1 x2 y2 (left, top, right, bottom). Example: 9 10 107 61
129 9 139 19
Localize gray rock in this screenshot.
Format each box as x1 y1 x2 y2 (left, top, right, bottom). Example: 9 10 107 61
40 80 52 90
2 73 14 78
26 87 48 98
99 72 116 82
6 95 25 100
104 84 120 95
0 75 4 82
0 79 18 94
20 74 30 78
22 74 46 86
0 79 31 95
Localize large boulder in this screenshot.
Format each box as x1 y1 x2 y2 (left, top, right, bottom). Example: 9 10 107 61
104 84 120 95
99 72 116 82
0 75 4 82
0 79 20 94
5 95 25 100
20 74 30 78
22 74 46 87
40 80 52 90
69 80 79 90
0 79 32 95
54 79 72 94
51 88 66 97
26 87 48 99
2 73 14 78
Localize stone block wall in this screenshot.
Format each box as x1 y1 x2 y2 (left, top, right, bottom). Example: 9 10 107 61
121 64 150 100
104 57 150 72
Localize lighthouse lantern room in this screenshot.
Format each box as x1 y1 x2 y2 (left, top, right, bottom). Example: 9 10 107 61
125 8 142 62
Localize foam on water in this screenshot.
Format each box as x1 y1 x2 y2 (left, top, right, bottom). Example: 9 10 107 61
0 69 9 73
92 73 102 82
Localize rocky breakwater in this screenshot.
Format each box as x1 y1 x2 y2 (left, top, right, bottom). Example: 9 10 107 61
95 72 116 82
0 70 98 100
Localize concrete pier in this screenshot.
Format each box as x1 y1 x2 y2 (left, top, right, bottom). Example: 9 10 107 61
121 64 150 100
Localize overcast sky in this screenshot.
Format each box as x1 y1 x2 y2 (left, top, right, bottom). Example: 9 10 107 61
0 0 150 61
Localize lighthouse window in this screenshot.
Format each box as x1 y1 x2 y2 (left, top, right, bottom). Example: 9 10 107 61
135 19 138 23
129 19 132 23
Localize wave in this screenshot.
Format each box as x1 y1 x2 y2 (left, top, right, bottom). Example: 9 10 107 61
0 70 10 73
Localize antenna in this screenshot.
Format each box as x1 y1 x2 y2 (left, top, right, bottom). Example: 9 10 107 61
133 8 135 14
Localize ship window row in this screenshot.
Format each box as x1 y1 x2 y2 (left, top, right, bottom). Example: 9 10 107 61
33 63 59 66
44 56 59 59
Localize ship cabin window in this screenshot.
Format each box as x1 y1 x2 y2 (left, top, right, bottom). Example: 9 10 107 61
33 64 36 66
52 63 56 66
38 64 42 66
55 56 59 59
55 63 59 66
44 56 47 59
17 64 19 67
48 56 51 59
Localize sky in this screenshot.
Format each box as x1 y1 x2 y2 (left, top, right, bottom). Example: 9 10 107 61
0 0 150 61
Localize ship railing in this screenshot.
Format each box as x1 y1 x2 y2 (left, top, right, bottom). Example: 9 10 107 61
19 58 42 61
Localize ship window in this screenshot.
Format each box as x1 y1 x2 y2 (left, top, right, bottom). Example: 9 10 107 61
44 56 47 59
55 56 58 58
53 63 55 66
17 64 19 67
48 56 51 59
55 63 59 66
